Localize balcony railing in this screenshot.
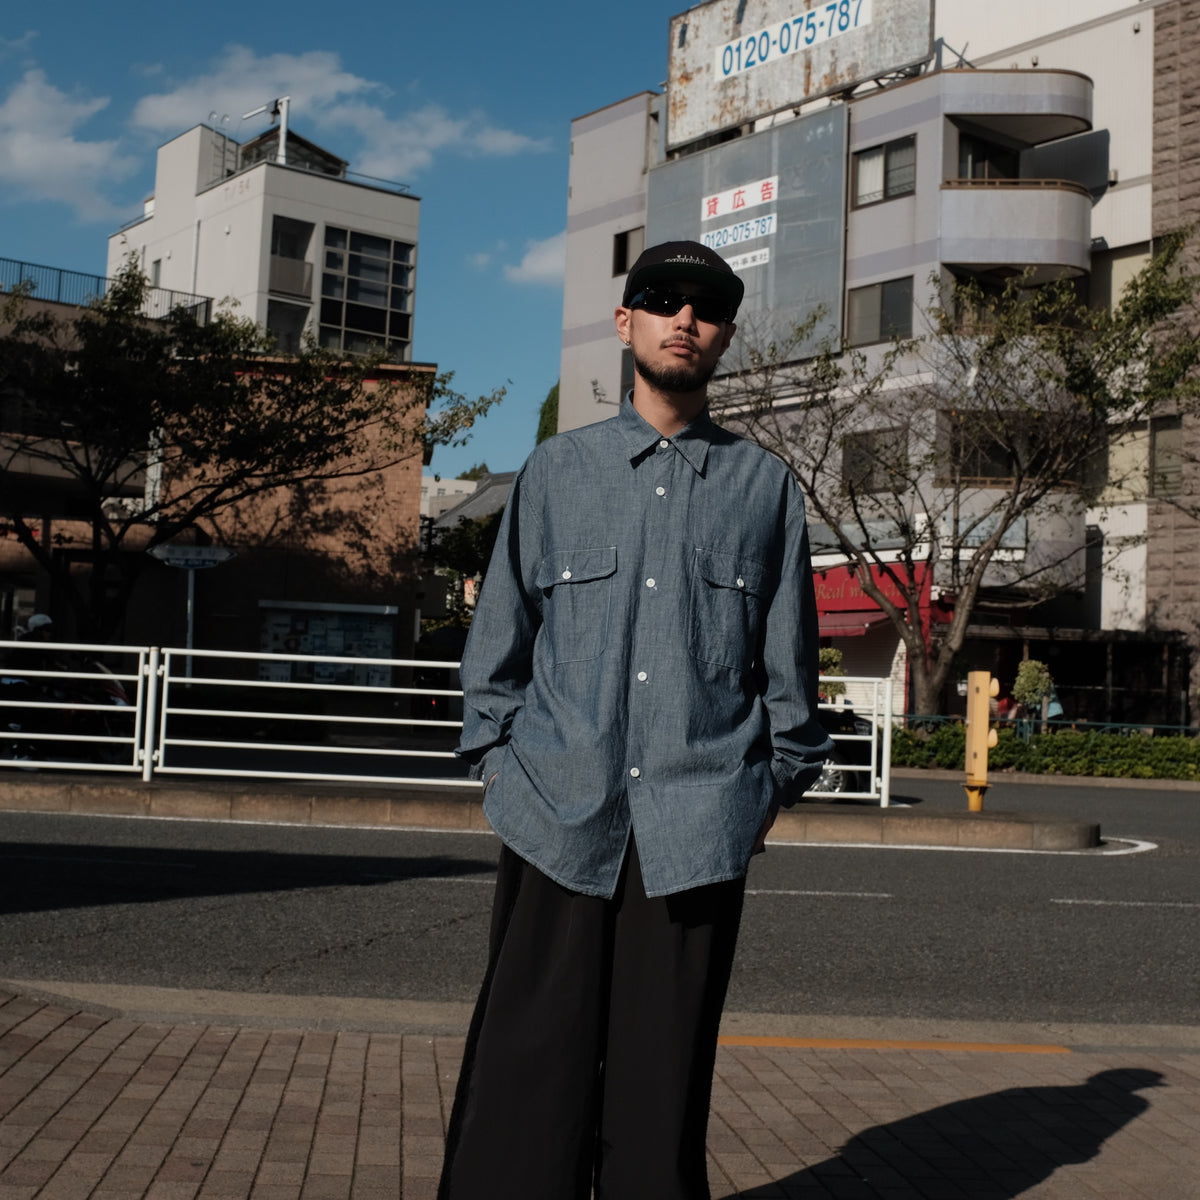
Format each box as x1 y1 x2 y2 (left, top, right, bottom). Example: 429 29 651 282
0 258 213 325
268 255 314 298
942 177 1093 198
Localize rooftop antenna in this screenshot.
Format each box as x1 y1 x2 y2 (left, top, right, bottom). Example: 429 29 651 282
241 95 290 166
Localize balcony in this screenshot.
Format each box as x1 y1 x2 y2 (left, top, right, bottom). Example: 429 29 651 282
0 257 213 324
269 254 313 299
938 69 1093 147
940 179 1092 283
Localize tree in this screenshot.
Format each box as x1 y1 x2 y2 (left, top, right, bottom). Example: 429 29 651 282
456 462 491 481
427 510 504 627
0 263 504 640
537 381 559 444
712 236 1200 715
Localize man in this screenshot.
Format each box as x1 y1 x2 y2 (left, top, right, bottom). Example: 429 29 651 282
440 241 832 1200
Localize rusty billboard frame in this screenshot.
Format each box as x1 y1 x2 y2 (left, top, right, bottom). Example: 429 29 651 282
666 0 934 149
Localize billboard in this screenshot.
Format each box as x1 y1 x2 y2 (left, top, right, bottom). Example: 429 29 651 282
646 104 847 357
667 0 934 148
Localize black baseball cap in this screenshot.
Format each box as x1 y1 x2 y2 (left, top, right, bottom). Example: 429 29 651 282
622 240 745 317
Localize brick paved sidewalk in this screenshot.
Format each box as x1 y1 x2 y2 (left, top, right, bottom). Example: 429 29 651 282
2 989 1198 1200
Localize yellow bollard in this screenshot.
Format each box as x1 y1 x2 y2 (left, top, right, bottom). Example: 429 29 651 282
964 670 999 811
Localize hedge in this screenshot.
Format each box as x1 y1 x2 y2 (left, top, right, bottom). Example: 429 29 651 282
891 724 1200 781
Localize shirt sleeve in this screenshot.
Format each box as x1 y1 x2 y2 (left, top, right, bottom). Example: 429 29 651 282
455 466 544 782
758 478 835 804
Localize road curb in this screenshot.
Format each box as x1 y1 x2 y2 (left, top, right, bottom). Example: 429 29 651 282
0 773 1099 849
772 803 1099 850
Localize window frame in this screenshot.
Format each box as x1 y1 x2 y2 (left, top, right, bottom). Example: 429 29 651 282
320 223 415 358
846 276 914 347
1149 414 1183 499
841 426 908 495
612 227 645 277
852 135 917 210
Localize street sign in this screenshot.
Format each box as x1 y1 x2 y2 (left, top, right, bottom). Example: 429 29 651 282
147 544 236 570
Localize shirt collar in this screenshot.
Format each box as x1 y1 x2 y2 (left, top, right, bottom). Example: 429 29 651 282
616 395 715 475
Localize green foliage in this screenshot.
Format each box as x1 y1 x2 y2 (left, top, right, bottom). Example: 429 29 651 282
818 646 847 698
456 462 491 481
429 510 504 624
891 723 1200 780
431 511 503 580
536 381 559 444
1012 659 1053 708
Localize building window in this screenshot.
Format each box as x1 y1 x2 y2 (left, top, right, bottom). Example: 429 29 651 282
150 259 162 288
320 226 414 359
266 300 308 355
269 217 315 298
613 227 645 277
957 132 1019 182
847 277 913 346
842 427 906 494
853 136 916 207
1149 415 1183 498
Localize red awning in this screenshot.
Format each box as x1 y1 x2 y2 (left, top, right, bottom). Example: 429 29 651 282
818 611 891 637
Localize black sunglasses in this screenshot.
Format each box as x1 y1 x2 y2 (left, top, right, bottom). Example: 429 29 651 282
627 287 732 325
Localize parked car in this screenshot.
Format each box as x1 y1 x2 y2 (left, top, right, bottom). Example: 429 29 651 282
812 707 881 797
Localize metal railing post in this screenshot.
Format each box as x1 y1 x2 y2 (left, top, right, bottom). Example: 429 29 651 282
880 678 894 807
142 647 161 782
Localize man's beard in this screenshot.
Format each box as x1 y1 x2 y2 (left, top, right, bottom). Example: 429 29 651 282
632 347 718 395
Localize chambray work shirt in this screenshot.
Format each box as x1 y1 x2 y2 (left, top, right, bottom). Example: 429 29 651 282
456 400 833 899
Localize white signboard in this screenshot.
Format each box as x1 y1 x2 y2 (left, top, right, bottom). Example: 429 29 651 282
667 0 934 148
147 544 236 570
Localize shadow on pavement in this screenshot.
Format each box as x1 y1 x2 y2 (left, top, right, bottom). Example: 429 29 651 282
0 842 497 915
718 1067 1163 1199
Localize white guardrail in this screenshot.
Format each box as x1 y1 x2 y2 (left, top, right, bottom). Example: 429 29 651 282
0 641 893 803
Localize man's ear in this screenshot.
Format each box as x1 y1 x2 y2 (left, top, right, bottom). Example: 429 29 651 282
614 306 632 343
719 322 737 355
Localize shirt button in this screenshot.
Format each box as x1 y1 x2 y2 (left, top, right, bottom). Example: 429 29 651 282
659 439 669 449
736 577 745 588
562 570 572 580
655 486 666 496
637 671 648 682
629 767 641 778
645 578 656 588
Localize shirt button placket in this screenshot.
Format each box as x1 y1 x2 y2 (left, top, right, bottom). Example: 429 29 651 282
628 437 672 796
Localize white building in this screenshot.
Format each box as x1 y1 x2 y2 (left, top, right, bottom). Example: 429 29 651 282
108 117 420 360
559 0 1196 722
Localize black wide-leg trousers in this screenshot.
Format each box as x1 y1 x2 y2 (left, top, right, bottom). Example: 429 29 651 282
437 838 746 1200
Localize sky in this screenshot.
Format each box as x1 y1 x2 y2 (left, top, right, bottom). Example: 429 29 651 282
0 1 680 479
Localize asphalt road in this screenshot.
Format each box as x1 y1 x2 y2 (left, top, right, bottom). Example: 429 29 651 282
0 777 1196 1028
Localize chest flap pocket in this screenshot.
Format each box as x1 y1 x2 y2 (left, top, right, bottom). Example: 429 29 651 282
535 546 617 665
688 547 773 671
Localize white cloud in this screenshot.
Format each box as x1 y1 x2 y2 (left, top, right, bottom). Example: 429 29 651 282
504 231 566 286
128 47 548 181
0 69 136 221
322 100 549 180
130 46 379 133
467 251 492 270
0 31 37 58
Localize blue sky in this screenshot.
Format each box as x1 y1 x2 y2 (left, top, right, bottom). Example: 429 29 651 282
0 2 677 478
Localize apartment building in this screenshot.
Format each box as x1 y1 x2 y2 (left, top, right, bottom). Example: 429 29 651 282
107 110 420 361
559 0 1196 721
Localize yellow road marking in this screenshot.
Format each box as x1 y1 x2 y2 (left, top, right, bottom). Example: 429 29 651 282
718 1035 1071 1054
